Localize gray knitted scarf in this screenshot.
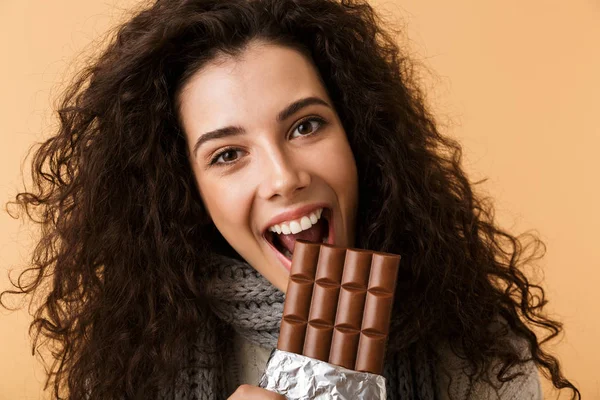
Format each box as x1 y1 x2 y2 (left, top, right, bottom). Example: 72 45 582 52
170 256 437 400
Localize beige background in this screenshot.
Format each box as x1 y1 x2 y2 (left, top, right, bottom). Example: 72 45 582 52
1 0 598 398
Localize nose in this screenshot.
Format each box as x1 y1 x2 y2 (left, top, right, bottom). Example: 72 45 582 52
257 147 311 200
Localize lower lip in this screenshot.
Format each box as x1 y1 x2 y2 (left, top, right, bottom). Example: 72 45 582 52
265 209 335 272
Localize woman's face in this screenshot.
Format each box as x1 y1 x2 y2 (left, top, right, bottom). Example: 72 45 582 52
178 42 358 292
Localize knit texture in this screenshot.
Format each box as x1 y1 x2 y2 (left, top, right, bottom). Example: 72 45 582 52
165 255 542 400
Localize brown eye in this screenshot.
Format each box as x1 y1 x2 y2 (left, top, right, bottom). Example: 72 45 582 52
298 121 314 135
221 150 237 162
290 117 326 139
210 148 242 166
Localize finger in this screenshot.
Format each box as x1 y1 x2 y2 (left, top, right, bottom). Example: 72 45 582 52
227 384 286 399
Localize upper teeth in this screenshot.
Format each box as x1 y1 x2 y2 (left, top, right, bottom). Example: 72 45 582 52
268 207 324 235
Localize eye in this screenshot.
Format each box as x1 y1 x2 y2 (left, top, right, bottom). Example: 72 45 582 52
290 117 326 139
209 147 243 166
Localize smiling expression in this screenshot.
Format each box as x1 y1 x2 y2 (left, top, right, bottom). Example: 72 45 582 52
178 41 358 292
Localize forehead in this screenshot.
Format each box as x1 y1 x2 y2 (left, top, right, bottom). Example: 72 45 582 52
178 43 329 121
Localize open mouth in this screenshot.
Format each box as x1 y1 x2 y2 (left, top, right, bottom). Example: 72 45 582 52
263 208 333 263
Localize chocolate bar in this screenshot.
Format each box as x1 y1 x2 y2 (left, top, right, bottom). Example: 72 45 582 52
277 239 401 375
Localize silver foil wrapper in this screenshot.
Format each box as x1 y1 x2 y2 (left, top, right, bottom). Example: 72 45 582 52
259 349 386 399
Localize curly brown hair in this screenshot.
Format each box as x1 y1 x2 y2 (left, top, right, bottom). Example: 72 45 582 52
2 0 580 399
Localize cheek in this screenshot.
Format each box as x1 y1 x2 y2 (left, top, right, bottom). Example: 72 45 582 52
319 139 358 197
196 174 251 231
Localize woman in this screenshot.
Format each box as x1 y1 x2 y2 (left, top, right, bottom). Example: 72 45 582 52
1 0 580 399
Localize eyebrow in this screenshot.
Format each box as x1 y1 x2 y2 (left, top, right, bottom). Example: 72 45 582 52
192 96 332 158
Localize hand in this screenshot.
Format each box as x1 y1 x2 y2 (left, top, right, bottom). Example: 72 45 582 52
227 384 286 399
